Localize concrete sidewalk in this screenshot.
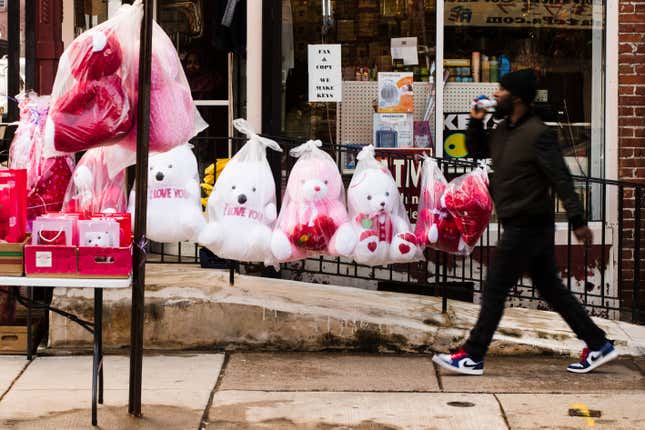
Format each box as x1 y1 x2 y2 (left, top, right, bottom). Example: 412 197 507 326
0 352 643 429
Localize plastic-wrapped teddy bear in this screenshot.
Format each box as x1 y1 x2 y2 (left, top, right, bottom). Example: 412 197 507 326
415 157 491 255
198 119 282 266
62 147 127 214
347 145 419 266
442 165 493 249
46 28 133 153
128 143 205 243
415 158 466 254
271 140 356 262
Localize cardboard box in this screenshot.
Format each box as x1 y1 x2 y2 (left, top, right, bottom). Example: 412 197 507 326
0 237 29 276
373 113 414 148
78 247 132 278
0 320 40 355
377 72 414 113
24 245 77 277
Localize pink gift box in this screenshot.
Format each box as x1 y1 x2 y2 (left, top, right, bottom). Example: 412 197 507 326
24 245 77 277
78 247 132 278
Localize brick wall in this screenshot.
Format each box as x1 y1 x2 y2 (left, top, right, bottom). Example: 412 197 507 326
618 1 645 322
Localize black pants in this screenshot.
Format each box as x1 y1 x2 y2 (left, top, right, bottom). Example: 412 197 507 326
463 223 607 360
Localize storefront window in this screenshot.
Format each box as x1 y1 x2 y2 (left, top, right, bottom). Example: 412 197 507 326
281 1 607 221
443 0 606 220
282 0 437 148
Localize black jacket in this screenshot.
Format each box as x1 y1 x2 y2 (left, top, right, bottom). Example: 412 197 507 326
466 112 586 229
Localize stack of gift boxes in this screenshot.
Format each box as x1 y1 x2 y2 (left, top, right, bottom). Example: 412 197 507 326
0 170 132 278
25 213 132 278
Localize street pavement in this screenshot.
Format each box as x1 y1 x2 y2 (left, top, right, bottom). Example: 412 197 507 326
0 352 642 429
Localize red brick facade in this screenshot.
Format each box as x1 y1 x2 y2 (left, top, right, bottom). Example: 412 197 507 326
619 1 645 321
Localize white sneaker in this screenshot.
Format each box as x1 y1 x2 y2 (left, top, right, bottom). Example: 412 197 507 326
432 349 484 376
567 342 618 374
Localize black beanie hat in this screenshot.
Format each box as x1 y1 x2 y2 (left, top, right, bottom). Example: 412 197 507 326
499 69 537 104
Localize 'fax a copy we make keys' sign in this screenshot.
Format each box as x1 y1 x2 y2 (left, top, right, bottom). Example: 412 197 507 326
308 44 342 102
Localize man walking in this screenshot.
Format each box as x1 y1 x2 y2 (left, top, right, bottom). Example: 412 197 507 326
433 69 617 375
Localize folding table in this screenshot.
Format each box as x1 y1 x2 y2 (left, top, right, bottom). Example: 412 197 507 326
0 276 131 426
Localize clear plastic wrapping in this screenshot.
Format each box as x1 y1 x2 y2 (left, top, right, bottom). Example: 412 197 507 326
271 140 356 262
8 92 75 230
415 158 492 256
347 145 420 266
127 143 205 243
45 0 206 173
198 119 282 266
61 147 127 215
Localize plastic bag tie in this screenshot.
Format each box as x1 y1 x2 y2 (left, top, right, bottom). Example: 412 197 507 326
289 139 322 158
356 144 375 161
233 118 282 152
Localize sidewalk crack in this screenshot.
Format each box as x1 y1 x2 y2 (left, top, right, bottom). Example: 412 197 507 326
493 393 511 429
198 353 230 430
0 358 34 403
432 359 444 392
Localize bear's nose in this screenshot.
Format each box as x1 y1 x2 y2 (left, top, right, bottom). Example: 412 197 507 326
237 194 247 204
314 186 321 192
155 172 164 181
380 201 386 207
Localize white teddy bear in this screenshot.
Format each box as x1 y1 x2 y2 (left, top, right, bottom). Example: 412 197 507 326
198 119 281 266
81 231 114 248
128 143 205 243
347 145 419 266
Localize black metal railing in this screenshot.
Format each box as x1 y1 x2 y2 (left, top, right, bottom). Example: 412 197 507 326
146 135 643 325
4 128 638 324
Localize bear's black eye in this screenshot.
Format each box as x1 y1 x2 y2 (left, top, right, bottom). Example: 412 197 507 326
232 185 236 190
98 236 102 240
367 195 372 200
324 180 328 185
252 187 256 192
168 164 173 168
149 167 153 171
385 192 390 196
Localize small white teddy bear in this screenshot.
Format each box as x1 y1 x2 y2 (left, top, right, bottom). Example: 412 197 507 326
347 145 419 266
81 231 114 247
128 143 205 243
198 119 282 266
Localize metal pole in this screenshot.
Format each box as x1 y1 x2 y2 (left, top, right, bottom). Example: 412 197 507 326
7 0 21 121
128 0 154 417
24 0 36 90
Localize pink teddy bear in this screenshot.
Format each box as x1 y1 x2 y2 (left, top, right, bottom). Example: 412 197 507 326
271 140 356 262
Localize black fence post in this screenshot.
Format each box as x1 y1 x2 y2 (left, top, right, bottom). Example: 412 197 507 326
634 186 641 324
128 0 154 418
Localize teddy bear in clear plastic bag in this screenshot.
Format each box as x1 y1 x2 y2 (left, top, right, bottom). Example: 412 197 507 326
128 143 205 243
198 119 282 267
62 147 127 215
347 145 420 266
271 140 356 262
415 157 492 255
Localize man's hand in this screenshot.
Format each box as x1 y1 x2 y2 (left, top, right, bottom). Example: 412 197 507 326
470 107 486 121
574 226 593 246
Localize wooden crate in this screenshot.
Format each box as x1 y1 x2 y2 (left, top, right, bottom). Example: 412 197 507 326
0 236 29 276
0 320 39 355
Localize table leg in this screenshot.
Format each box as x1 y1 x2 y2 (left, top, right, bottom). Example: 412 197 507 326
97 289 104 405
26 287 33 361
91 288 103 426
